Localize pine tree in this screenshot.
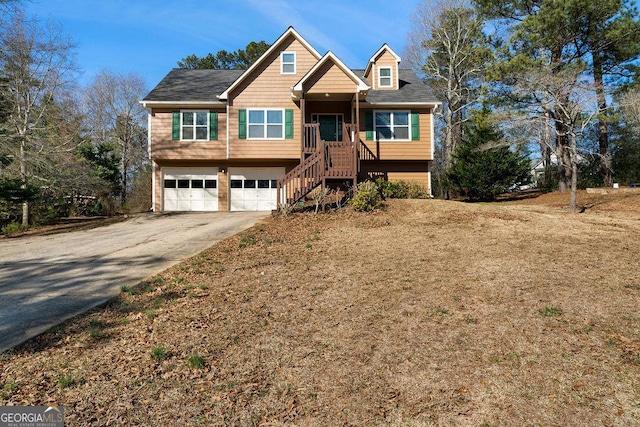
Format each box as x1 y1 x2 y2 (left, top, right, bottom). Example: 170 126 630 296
178 41 271 70
445 109 531 201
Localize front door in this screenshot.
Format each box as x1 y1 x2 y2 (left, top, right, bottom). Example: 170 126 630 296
314 114 343 142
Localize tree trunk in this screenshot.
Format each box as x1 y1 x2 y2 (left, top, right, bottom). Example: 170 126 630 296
543 144 552 188
592 52 612 186
555 121 572 193
541 111 552 188
121 176 127 207
570 133 578 212
121 154 127 207
20 139 29 226
443 104 454 169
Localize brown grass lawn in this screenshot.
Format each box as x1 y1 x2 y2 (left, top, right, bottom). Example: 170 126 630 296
2 191 640 426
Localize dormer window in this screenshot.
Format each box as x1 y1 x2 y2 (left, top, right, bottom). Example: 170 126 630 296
378 67 392 88
281 52 296 74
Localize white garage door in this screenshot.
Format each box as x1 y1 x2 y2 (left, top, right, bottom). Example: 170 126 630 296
229 167 285 211
163 167 218 211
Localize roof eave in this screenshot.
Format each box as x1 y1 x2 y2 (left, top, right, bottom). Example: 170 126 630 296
140 100 226 109
292 51 370 95
364 43 402 76
364 101 442 107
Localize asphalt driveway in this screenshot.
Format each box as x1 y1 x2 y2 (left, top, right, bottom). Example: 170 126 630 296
0 211 267 352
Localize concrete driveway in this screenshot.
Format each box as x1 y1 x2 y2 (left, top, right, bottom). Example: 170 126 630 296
0 211 267 352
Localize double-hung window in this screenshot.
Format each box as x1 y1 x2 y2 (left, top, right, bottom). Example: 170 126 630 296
248 109 284 139
375 111 410 141
378 67 392 88
281 52 296 74
181 111 209 140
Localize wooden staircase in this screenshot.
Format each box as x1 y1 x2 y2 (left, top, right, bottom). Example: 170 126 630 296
277 123 359 209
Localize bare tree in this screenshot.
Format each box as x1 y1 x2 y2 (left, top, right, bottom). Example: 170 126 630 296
619 90 640 127
83 70 148 206
0 10 78 225
503 63 597 211
405 0 491 175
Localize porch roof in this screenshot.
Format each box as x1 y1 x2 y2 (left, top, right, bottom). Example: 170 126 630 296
291 51 369 98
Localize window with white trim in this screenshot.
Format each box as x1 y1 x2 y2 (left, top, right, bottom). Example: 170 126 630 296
281 52 296 74
248 109 284 139
378 67 392 88
375 111 410 141
182 111 208 140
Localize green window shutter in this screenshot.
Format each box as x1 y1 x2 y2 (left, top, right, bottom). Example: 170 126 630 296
238 109 246 139
365 111 373 140
411 112 420 140
209 111 218 140
285 109 294 139
172 111 180 140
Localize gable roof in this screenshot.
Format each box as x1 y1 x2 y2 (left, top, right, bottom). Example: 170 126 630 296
357 68 440 105
218 26 322 100
292 51 369 97
141 28 440 108
364 43 401 77
141 69 243 107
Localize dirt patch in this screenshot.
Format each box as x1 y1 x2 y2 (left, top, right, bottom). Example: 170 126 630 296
2 197 640 425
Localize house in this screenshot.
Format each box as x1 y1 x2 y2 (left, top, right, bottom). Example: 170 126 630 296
140 27 440 212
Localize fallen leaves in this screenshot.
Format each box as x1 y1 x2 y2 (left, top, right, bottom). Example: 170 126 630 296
1 196 640 425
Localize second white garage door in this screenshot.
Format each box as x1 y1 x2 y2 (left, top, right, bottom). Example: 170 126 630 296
163 167 218 211
229 167 285 211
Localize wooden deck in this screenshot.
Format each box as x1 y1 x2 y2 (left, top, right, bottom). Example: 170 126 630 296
277 122 381 208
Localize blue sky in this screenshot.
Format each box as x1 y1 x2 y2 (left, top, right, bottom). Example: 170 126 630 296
25 0 422 92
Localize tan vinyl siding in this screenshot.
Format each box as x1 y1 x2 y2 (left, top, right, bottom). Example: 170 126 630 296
228 35 319 160
304 62 357 94
359 109 432 160
387 172 429 186
154 163 162 211
229 138 299 159
150 109 227 160
217 169 228 211
371 50 399 90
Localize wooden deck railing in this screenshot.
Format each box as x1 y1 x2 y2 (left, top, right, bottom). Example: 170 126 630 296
358 140 377 162
277 123 360 209
344 123 357 143
303 123 320 154
277 149 324 207
324 142 355 178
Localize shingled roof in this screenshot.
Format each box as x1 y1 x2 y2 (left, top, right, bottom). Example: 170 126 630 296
354 68 439 104
143 69 244 102
143 67 439 105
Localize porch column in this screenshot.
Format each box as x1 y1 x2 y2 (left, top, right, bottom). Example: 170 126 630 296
354 90 360 177
355 91 360 143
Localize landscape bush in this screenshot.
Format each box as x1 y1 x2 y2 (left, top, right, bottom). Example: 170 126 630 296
351 181 381 212
407 181 429 199
375 179 429 199
1 221 28 236
376 179 408 199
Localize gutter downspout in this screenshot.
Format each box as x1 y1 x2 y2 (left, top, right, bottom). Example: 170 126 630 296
226 102 230 160
146 109 156 211
430 104 438 198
